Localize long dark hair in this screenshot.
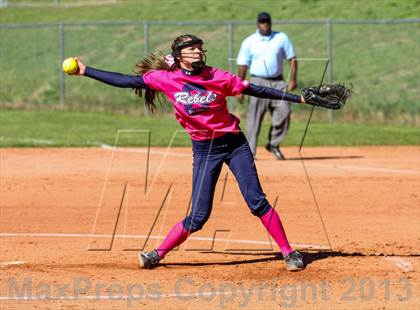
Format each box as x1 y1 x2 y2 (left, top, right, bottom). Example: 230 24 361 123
134 34 198 112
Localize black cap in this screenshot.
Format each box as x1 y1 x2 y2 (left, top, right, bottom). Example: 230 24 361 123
257 12 271 24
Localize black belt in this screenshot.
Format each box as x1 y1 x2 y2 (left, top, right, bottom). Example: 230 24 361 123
251 74 283 81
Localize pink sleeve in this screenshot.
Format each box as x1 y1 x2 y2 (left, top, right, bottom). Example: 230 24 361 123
142 70 163 92
225 72 250 96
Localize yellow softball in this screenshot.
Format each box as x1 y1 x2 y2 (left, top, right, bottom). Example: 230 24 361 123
62 57 78 74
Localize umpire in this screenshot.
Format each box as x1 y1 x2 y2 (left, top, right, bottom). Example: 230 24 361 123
237 12 298 160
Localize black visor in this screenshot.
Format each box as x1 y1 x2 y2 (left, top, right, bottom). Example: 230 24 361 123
175 37 203 51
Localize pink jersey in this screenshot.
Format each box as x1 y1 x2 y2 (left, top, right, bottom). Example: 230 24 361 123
143 67 249 141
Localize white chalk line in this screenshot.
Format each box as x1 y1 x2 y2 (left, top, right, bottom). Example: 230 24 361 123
0 137 55 145
0 232 329 250
385 256 414 272
100 144 191 158
100 144 418 175
0 261 26 268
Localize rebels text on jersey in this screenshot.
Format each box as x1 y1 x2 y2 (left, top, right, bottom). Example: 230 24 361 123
143 67 249 141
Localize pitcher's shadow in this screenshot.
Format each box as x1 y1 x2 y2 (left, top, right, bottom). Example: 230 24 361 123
285 155 363 161
160 250 366 268
255 155 364 161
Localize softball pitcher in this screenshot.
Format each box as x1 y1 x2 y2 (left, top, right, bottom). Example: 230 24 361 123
71 34 312 271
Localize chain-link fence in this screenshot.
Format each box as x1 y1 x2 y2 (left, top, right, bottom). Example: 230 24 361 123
1 19 419 124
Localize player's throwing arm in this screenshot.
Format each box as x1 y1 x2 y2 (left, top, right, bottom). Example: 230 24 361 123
63 57 351 111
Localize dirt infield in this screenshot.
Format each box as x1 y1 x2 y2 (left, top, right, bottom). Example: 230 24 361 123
1 146 419 309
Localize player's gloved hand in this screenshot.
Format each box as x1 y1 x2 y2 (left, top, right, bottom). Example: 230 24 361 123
301 83 352 110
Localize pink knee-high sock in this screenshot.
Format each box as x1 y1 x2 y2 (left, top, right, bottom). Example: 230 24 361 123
156 221 190 259
260 207 293 256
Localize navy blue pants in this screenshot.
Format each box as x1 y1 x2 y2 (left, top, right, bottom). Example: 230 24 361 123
182 131 271 232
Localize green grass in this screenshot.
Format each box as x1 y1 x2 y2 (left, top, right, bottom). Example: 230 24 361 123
2 0 419 22
0 0 419 124
0 110 418 147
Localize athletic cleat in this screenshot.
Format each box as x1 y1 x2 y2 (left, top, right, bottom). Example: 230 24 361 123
284 251 305 271
265 144 285 160
138 250 160 269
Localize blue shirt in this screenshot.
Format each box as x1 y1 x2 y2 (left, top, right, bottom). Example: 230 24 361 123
237 30 296 78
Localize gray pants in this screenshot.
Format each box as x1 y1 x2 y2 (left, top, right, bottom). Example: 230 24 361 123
246 76 291 156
